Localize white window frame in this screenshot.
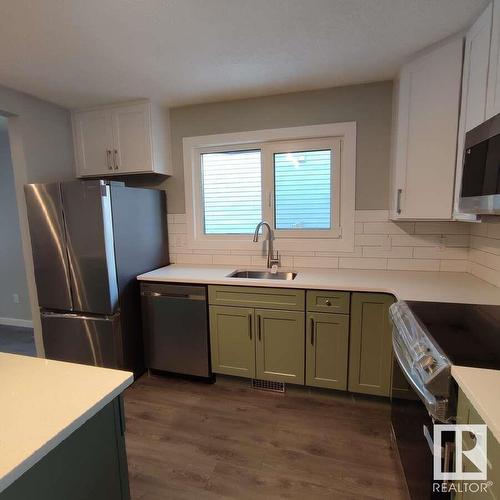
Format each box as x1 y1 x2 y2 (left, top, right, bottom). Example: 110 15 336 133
183 122 356 252
262 137 341 239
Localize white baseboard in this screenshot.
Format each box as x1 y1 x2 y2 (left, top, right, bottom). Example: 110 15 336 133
0 317 33 328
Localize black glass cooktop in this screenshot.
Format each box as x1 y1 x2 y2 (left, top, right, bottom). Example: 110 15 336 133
406 301 500 370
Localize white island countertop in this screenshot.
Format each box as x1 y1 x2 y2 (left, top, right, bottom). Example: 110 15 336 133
452 366 500 443
138 264 500 305
0 353 133 493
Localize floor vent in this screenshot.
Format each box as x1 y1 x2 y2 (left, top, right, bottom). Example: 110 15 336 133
252 379 285 393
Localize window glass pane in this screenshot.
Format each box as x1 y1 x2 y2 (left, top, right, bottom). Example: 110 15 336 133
274 149 331 230
201 150 262 234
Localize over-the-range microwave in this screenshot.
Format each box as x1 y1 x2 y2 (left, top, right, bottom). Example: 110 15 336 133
459 111 500 214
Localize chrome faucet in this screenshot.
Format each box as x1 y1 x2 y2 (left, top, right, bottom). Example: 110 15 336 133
253 221 280 269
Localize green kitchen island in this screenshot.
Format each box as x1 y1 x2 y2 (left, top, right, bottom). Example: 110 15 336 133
0 353 133 500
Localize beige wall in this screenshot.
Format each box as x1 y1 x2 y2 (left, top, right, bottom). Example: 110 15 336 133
0 83 74 352
0 119 31 320
144 81 393 214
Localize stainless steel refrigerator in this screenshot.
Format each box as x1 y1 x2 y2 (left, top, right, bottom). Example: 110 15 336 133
24 180 168 376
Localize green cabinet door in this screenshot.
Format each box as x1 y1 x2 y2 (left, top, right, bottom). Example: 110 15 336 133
305 312 349 390
348 292 395 397
209 305 255 378
255 308 305 385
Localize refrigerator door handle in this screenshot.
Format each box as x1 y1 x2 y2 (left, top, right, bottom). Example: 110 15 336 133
41 311 117 321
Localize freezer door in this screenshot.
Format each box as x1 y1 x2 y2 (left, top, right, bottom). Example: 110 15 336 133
24 183 73 310
41 311 122 368
61 180 118 314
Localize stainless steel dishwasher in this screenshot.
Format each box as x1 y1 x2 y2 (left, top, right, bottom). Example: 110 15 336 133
140 282 211 379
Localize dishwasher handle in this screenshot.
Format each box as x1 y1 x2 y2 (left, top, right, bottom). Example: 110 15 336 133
141 290 206 301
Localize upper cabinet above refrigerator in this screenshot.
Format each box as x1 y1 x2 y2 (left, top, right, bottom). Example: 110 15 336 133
389 36 463 220
72 100 172 178
486 0 500 119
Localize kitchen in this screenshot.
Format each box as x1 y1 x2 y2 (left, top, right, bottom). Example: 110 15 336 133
0 1 499 499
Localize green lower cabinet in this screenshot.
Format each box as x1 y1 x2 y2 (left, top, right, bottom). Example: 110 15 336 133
348 292 394 397
209 305 255 378
0 397 129 500
305 312 349 390
455 389 500 500
255 308 305 385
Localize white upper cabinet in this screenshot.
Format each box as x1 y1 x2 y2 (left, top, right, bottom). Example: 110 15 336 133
462 3 493 132
72 100 171 177
486 0 500 118
72 109 114 176
389 37 463 220
453 3 493 220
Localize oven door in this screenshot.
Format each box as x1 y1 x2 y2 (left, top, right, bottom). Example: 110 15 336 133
391 358 452 499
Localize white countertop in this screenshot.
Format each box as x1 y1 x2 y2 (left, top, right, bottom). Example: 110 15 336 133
137 264 500 304
452 366 500 443
0 353 133 493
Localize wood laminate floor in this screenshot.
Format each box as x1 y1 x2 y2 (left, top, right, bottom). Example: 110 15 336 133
0 325 36 356
124 374 406 500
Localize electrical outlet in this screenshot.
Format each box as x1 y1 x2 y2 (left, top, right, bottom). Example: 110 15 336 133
12 293 20 304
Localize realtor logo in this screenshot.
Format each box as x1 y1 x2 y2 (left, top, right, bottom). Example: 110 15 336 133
434 424 488 480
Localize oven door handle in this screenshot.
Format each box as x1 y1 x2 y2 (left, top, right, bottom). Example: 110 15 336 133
393 339 439 415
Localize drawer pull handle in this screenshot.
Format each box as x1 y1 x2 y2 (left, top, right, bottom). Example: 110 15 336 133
325 299 332 306
310 317 315 345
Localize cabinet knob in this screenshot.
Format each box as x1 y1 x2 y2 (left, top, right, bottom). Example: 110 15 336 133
325 299 332 306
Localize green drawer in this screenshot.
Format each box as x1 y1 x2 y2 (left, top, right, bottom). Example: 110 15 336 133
208 285 305 311
306 290 350 314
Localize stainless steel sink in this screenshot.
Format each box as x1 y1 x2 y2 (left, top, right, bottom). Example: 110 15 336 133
227 270 297 280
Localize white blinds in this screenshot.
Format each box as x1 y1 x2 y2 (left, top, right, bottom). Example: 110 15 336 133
201 150 262 234
274 150 332 230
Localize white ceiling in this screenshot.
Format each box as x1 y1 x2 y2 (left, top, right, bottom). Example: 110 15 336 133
0 0 489 109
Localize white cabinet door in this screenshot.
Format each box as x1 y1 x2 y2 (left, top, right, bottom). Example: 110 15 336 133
111 103 153 174
462 3 493 131
390 37 462 220
453 3 493 220
486 0 500 118
73 109 114 176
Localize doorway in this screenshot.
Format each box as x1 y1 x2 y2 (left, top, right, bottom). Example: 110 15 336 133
0 116 35 355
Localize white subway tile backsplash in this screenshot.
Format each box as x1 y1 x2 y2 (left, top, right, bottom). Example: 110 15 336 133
363 221 415 235
355 234 388 247
413 247 468 260
487 220 500 240
439 260 469 272
294 256 339 269
469 249 500 271
414 222 469 235
390 234 440 247
362 246 413 258
387 259 440 271
212 254 252 266
339 257 387 270
173 214 186 224
470 235 500 255
176 253 213 265
469 262 500 287
169 223 187 234
165 210 500 281
355 210 390 222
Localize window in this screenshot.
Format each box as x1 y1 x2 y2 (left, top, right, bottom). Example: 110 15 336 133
201 150 261 234
184 123 356 251
274 149 332 230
